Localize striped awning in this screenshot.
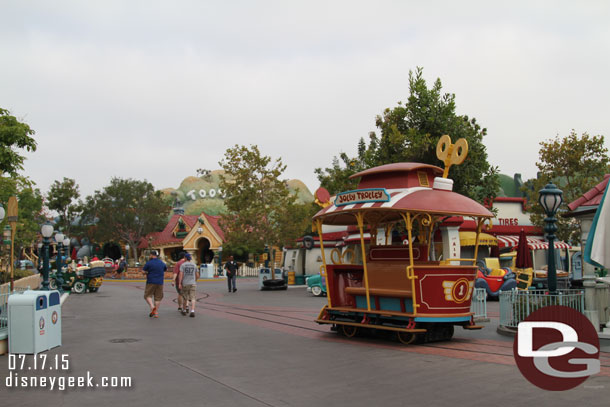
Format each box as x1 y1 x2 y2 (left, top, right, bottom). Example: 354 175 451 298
496 235 571 250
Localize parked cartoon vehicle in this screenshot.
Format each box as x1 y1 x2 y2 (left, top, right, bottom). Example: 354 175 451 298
306 273 327 297
49 260 105 293
474 257 517 299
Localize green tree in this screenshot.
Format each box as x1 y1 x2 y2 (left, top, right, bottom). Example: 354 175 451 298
0 176 45 254
523 130 610 243
219 145 308 256
79 178 169 260
47 177 80 236
316 67 499 202
0 108 37 176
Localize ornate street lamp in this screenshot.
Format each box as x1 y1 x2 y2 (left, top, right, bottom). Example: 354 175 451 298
217 246 223 276
538 183 563 294
54 233 68 293
40 221 54 290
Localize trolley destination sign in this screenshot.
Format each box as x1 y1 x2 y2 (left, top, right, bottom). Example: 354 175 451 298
335 188 390 206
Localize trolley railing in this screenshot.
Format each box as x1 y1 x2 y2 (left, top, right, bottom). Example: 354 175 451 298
499 289 585 328
470 287 487 320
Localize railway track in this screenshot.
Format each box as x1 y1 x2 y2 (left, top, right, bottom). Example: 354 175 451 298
193 294 610 373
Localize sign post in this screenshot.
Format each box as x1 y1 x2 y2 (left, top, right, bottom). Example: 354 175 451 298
7 196 18 292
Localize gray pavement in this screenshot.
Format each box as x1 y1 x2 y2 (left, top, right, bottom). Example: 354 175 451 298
1 278 609 406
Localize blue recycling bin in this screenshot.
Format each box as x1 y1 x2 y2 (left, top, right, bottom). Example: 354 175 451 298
47 291 62 349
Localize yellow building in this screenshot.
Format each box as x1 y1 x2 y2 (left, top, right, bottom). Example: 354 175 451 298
139 212 224 267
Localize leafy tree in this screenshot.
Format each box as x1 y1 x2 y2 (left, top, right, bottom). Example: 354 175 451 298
219 145 309 255
0 108 37 176
523 130 610 243
47 177 80 236
0 176 45 255
79 178 169 260
316 67 499 202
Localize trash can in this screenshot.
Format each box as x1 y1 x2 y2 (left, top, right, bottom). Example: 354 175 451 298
47 291 62 350
287 271 295 285
258 268 284 290
199 264 215 279
8 291 50 354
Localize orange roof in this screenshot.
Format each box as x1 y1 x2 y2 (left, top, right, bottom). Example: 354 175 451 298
567 174 610 212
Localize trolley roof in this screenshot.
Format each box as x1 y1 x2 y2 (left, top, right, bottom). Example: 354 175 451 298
313 162 493 226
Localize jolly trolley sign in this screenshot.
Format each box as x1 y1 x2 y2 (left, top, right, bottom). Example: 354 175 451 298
335 188 390 206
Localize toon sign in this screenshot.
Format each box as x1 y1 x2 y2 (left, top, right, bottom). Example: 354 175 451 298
335 188 390 206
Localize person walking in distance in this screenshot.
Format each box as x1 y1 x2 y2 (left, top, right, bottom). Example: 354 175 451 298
143 250 167 318
178 253 199 317
224 255 238 293
172 252 187 313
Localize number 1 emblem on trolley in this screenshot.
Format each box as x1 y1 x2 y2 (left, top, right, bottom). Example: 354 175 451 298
442 279 474 303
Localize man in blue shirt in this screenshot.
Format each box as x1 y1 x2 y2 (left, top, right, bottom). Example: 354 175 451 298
143 250 167 318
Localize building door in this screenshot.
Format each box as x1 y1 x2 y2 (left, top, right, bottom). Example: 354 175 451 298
197 238 213 264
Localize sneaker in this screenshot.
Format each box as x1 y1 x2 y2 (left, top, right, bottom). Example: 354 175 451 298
182 309 187 316
233 288 237 292
178 307 182 313
190 312 195 318
149 307 157 317
153 314 159 318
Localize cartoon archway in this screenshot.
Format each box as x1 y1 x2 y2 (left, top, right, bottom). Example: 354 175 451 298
197 237 214 264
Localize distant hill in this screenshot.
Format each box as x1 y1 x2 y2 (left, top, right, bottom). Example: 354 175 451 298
161 170 314 216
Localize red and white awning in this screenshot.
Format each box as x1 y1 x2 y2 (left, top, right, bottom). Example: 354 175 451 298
496 235 571 250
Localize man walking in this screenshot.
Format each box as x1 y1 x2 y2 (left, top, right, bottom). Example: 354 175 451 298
178 253 199 317
172 252 187 313
224 255 238 293
143 250 167 318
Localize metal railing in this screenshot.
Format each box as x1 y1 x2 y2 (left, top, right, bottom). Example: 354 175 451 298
499 289 585 328
470 287 487 319
238 265 259 277
0 286 31 334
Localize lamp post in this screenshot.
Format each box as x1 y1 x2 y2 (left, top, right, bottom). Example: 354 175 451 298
124 244 130 280
538 183 563 294
55 232 64 292
217 246 222 276
37 242 43 272
41 221 54 290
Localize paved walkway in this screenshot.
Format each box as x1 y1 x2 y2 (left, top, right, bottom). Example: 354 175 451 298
1 278 609 406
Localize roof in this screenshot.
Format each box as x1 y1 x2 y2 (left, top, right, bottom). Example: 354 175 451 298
350 163 443 179
314 187 493 226
139 212 225 249
567 174 610 212
459 231 497 246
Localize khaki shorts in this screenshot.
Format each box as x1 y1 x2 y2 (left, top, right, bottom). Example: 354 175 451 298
181 284 196 301
144 283 164 301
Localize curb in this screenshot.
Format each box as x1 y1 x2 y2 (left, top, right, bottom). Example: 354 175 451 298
496 324 517 337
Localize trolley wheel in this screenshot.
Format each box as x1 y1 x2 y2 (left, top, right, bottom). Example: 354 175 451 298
89 287 99 293
73 281 86 294
340 325 358 338
49 279 58 290
396 331 416 345
311 285 323 297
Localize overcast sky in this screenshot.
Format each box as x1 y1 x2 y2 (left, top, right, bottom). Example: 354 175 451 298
2 1 609 199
